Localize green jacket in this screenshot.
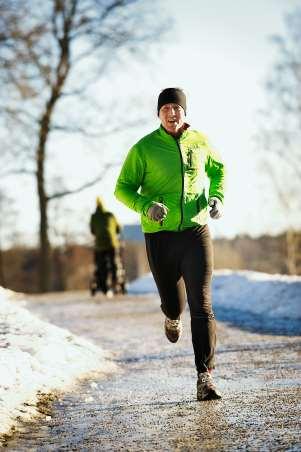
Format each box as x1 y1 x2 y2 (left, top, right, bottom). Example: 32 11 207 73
114 125 225 233
90 203 121 251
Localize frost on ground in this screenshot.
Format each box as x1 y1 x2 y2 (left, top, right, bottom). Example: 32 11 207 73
0 270 300 438
0 287 115 437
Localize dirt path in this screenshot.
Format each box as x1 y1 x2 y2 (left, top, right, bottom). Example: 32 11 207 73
4 292 301 451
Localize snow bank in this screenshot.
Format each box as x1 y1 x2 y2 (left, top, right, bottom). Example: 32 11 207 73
128 273 158 294
128 270 301 320
0 287 115 437
213 270 301 320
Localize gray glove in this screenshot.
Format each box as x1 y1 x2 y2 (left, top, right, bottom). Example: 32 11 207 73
147 202 168 222
209 197 223 219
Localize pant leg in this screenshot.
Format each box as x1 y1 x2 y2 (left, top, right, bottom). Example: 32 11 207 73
145 232 186 319
94 250 102 289
96 250 108 293
180 225 216 373
108 248 118 286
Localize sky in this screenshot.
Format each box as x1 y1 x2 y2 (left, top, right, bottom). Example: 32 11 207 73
3 0 301 245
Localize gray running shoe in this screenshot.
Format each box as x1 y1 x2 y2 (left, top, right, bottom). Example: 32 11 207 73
164 317 182 343
197 371 222 401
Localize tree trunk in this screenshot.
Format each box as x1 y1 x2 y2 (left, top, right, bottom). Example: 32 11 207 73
36 31 70 292
37 118 51 292
0 246 6 288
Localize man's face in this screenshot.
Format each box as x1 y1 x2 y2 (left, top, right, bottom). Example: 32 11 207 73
159 103 185 135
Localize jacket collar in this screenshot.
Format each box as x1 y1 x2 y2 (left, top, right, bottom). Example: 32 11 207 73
159 123 190 140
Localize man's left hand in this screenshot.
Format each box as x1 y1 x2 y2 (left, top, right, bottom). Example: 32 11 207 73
209 197 223 219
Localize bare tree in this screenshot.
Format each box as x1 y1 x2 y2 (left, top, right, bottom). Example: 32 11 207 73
256 6 301 274
0 0 165 291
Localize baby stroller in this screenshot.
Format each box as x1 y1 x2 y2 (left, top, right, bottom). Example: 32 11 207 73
90 244 127 297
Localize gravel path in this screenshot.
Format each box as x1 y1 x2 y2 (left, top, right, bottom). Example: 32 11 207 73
4 291 301 451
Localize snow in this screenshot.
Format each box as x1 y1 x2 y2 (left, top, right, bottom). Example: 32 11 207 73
128 273 158 294
212 270 301 320
1 269 300 437
128 270 301 320
0 287 115 437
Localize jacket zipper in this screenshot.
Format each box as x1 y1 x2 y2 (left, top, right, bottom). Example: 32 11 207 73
175 139 184 231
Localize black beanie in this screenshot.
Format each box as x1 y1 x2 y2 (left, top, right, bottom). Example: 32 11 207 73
157 88 186 115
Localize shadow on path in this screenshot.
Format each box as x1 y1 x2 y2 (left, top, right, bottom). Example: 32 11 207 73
214 305 301 336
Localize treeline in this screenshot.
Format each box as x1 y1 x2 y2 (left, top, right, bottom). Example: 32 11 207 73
0 231 300 294
0 242 149 294
214 232 300 275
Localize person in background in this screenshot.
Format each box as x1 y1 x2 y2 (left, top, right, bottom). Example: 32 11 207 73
90 197 122 297
114 87 225 400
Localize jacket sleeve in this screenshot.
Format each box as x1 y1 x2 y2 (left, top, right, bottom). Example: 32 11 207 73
114 216 121 234
205 145 226 203
114 145 152 215
90 215 95 235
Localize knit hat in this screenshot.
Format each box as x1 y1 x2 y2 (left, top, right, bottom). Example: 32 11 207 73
157 88 186 115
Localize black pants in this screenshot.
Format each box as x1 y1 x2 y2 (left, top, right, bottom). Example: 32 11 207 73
145 225 216 373
94 248 117 293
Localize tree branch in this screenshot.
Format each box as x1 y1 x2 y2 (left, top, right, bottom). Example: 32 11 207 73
48 163 118 201
0 168 35 178
50 117 147 137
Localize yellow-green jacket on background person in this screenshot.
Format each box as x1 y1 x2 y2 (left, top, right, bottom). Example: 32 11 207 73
90 198 121 250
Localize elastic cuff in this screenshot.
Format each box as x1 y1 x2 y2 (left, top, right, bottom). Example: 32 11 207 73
142 200 153 216
197 363 215 374
209 194 223 204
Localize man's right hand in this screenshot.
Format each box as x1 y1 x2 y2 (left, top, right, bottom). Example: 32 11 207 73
147 202 168 222
208 197 223 219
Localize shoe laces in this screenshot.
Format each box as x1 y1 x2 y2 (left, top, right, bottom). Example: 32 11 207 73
166 318 181 329
198 371 212 384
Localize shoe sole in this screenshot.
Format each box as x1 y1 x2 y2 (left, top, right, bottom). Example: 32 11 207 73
197 389 222 401
165 323 182 343
165 333 180 343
